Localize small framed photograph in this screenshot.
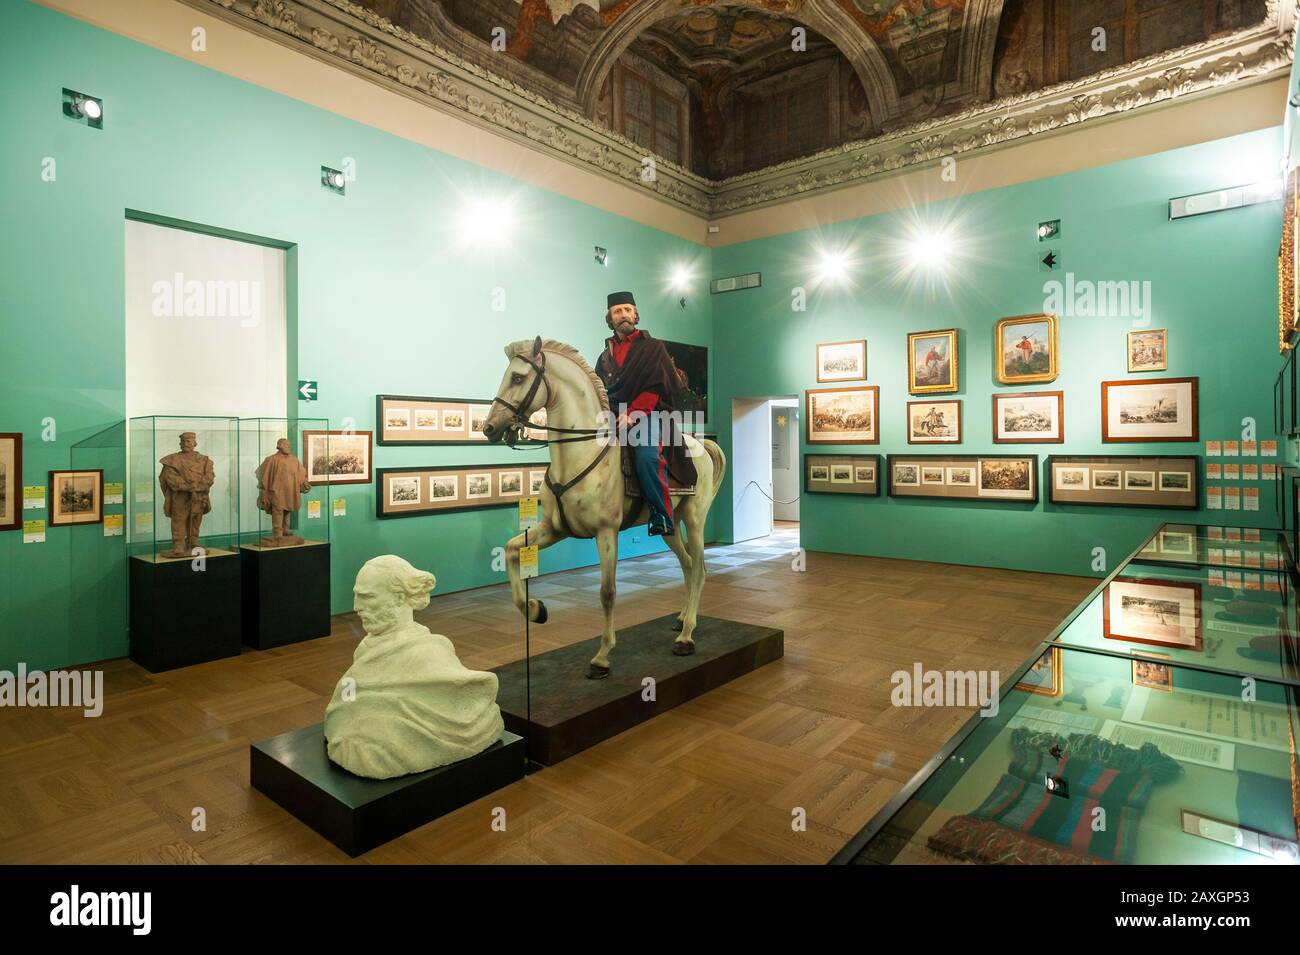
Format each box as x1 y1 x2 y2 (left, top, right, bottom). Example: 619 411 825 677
469 405 491 440
429 474 459 502
1159 471 1191 491
49 469 103 526
1124 470 1156 490
304 430 373 485
816 340 867 383
992 390 1063 443
1055 466 1089 491
1093 469 1121 489
1127 329 1167 373
415 409 439 431
466 472 492 499
830 464 853 484
442 409 466 432
1101 377 1198 442
388 475 422 507
995 313 1058 385
529 469 547 496
893 463 920 487
946 465 974 486
854 465 874 483
498 471 523 496
1131 652 1174 692
977 457 1035 500
810 465 830 482
806 386 879 444
1104 578 1202 650
385 408 411 431
906 399 961 444
1014 647 1062 697
921 466 946 485
0 433 21 533
907 329 958 394
1157 529 1194 556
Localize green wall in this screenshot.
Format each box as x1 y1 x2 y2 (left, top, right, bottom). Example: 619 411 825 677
710 126 1284 577
0 2 711 672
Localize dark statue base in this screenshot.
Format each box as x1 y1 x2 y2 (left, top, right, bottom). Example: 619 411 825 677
492 614 783 765
129 551 242 672
250 723 525 856
240 541 330 650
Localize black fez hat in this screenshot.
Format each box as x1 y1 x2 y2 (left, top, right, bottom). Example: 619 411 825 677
607 290 636 309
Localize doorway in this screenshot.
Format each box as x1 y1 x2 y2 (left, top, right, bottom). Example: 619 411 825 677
730 396 800 546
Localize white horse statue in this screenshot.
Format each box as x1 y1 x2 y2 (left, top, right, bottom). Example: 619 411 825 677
482 337 725 679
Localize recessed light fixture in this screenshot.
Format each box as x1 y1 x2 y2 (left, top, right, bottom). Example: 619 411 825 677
321 166 346 195
1037 219 1060 241
62 88 103 129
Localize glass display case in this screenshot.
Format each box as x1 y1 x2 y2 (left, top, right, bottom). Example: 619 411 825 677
1132 522 1288 572
128 415 239 561
237 417 329 551
841 522 1300 866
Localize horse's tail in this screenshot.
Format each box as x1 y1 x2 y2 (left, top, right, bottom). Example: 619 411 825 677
703 438 726 495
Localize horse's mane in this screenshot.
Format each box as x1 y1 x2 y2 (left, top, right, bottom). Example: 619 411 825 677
505 339 610 412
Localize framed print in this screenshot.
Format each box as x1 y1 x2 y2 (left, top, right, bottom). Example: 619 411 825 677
529 469 547 496
1054 466 1089 492
662 340 709 420
1093 469 1121 489
992 390 1063 443
377 462 547 518
1131 651 1174 692
1124 470 1155 491
906 399 961 444
1127 329 1167 373
377 395 494 445
1014 647 1062 697
945 465 974 486
893 462 920 487
48 469 103 526
0 433 20 532
1159 470 1191 492
1281 167 1298 353
816 340 867 383
1101 377 1199 442
805 454 881 496
1103 578 1202 650
806 386 879 444
977 457 1034 500
888 454 1038 502
921 466 945 485
995 313 1058 384
907 329 957 394
303 430 373 485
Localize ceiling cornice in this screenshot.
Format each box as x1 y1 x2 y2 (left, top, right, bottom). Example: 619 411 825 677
183 0 1296 219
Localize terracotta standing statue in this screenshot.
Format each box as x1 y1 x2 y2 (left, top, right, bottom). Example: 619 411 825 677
255 437 311 547
324 556 504 780
158 431 215 558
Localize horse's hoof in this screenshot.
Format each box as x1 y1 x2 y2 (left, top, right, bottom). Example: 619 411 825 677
534 600 548 625
586 663 611 680
672 640 696 657
672 618 684 632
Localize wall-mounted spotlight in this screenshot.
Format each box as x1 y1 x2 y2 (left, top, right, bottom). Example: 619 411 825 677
594 246 609 267
321 166 346 195
1037 219 1060 241
813 249 850 285
62 88 103 129
459 196 515 247
906 229 952 269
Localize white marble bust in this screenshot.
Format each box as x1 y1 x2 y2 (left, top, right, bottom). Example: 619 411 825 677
324 555 504 779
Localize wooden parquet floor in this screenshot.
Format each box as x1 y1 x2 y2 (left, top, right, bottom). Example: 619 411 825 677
0 526 1095 864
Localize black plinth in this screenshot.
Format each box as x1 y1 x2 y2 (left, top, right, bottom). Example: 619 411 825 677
492 614 783 765
240 542 331 650
250 724 525 856
129 551 242 672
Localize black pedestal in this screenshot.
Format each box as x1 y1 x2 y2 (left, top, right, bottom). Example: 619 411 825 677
240 541 331 650
129 551 242 672
492 614 783 765
250 724 525 856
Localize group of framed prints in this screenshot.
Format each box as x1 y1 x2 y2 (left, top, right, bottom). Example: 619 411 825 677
1048 455 1199 509
376 394 545 446
804 454 881 496
0 433 109 531
377 462 548 518
887 454 1038 503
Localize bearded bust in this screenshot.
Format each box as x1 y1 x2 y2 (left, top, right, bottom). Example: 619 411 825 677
323 555 504 779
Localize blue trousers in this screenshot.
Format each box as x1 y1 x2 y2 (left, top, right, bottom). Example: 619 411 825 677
630 413 673 530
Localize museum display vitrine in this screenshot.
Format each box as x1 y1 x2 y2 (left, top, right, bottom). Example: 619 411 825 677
841 522 1300 866
1132 523 1287 571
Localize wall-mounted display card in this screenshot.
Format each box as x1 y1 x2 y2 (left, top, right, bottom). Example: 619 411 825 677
376 462 548 518
887 454 1037 503
804 454 881 496
1101 377 1198 442
48 469 103 526
104 482 124 505
22 486 43 511
991 390 1064 443
806 386 879 444
1048 456 1198 509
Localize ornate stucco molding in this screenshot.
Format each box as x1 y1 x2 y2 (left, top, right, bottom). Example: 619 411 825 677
185 0 1294 219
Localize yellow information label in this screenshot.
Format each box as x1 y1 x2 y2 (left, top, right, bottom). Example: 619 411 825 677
307 500 322 519
104 482 124 504
104 514 124 537
518 496 539 530
23 486 45 509
332 499 346 517
23 519 45 543
520 544 539 579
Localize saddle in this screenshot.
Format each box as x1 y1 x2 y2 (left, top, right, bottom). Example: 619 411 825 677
620 441 698 499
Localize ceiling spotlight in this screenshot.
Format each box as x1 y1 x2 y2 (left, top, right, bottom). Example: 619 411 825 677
907 229 953 269
669 265 692 291
814 249 850 284
63 88 103 128
77 97 101 121
459 196 515 246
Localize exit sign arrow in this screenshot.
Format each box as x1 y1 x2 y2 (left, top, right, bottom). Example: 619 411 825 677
298 380 318 401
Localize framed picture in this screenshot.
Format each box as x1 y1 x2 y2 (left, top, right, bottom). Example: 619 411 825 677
48 469 103 526
804 454 881 496
945 465 974 486
376 395 493 445
466 473 492 499
0 433 20 532
1101 377 1199 442
1051 456 1198 508
662 340 708 421
1014 647 1062 697
1281 167 1298 354
995 313 1058 384
528 469 547 496
1093 469 1121 489
906 400 961 444
388 475 422 507
1131 651 1174 692
854 465 874 483
806 386 879 444
810 465 829 481
1103 578 1202 650
430 474 459 502
1054 466 1089 491
830 464 853 483
888 454 1038 502
977 457 1035 500
907 329 958 394
920 466 945 485
1124 470 1156 491
816 340 867 383
992 390 1063 443
1127 329 1167 373
893 462 920 487
377 462 547 518
1159 471 1191 492
304 430 373 485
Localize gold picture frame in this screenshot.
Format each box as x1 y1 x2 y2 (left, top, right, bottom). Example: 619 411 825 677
907 329 958 394
1281 168 1297 353
1014 646 1062 697
995 313 1058 385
